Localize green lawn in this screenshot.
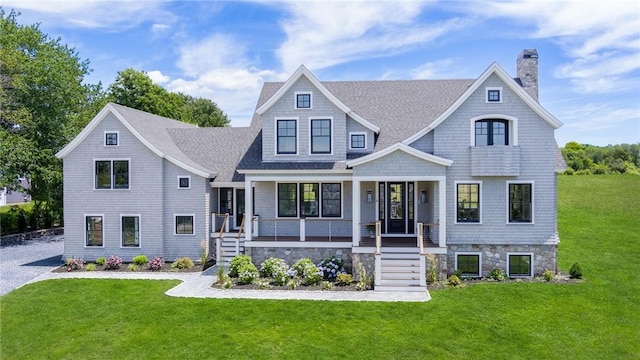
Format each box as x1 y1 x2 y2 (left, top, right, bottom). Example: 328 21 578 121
1 175 639 359
0 201 33 213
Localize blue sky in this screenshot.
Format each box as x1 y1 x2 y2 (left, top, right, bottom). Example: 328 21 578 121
4 0 639 146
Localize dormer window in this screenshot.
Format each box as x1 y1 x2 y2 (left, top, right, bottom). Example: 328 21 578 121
105 132 118 146
295 92 312 109
475 119 508 146
486 87 502 103
349 132 366 149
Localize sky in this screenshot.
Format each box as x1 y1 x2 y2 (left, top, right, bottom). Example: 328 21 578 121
3 0 639 146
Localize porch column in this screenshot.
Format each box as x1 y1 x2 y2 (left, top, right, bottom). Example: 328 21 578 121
352 179 360 247
244 178 252 241
438 178 446 247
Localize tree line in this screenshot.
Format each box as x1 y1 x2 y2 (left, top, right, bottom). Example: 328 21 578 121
561 142 640 175
0 10 228 233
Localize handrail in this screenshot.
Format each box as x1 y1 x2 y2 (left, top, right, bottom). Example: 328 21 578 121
217 213 229 239
417 222 425 255
375 220 381 254
237 213 246 238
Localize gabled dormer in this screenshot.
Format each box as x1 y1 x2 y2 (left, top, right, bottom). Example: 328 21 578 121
255 65 379 163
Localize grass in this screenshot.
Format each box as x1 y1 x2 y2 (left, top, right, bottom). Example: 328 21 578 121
1 175 639 359
0 201 33 213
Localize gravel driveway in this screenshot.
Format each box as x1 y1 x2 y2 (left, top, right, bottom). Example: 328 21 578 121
0 235 64 296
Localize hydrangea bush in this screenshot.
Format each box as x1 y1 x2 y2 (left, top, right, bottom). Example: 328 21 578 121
229 255 253 278
260 257 291 286
317 256 345 279
292 258 323 286
237 262 259 285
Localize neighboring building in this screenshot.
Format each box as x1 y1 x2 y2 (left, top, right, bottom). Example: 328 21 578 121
56 49 565 291
0 178 31 206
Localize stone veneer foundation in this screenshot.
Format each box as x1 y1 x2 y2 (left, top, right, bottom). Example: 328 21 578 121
246 247 353 271
446 244 557 277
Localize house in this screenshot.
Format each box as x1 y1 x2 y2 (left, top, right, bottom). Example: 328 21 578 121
0 177 31 206
56 49 565 291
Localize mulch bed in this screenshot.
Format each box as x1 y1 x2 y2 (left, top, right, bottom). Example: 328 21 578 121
52 262 205 273
428 272 582 290
211 280 363 291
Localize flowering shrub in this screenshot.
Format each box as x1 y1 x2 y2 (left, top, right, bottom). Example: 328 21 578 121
260 257 291 286
104 255 123 270
132 255 148 266
86 263 96 271
237 262 259 285
292 258 323 286
335 273 353 286
65 257 84 271
128 264 138 271
172 257 194 270
147 257 163 271
489 268 506 281
318 256 345 279
95 257 106 266
229 255 253 278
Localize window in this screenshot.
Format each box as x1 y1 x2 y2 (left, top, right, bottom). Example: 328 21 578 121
475 119 508 146
296 92 311 109
456 183 480 223
350 133 366 149
178 176 190 189
300 183 319 217
121 216 140 247
85 215 103 247
456 253 481 277
278 183 297 217
105 132 118 146
95 160 129 189
487 89 501 102
175 215 194 235
277 119 297 154
322 183 341 217
508 253 533 277
311 119 331 154
509 183 532 223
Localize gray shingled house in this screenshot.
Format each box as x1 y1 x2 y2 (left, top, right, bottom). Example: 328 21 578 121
56 49 565 291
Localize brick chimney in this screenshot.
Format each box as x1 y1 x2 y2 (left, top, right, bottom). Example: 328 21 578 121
517 49 538 101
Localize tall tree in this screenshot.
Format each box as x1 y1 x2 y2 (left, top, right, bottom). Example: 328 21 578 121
108 68 229 127
1 9 95 226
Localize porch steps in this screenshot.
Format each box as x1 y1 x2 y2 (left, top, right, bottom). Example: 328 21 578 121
217 236 245 265
375 251 426 293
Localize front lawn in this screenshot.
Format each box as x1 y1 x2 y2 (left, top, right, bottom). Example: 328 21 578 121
1 175 639 359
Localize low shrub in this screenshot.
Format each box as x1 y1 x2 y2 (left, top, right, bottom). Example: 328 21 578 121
128 264 138 271
223 279 233 289
85 263 96 271
335 273 353 286
447 275 463 287
292 258 323 286
569 262 583 279
147 257 163 271
489 268 506 281
216 264 229 285
65 257 84 271
172 257 194 270
104 255 123 270
95 257 106 266
256 278 271 289
260 257 290 285
132 255 148 266
542 269 554 282
229 255 253 278
237 262 259 285
354 261 373 291
322 281 333 291
318 256 345 279
287 278 300 290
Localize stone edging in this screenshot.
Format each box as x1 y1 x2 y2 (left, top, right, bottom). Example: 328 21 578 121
0 228 64 246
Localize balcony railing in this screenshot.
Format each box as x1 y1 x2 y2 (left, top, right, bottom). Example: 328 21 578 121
251 217 352 242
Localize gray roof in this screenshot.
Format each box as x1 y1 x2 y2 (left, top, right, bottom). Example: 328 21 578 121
110 103 217 177
252 79 475 149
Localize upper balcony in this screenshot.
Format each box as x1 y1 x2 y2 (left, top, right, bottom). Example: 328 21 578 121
470 145 520 176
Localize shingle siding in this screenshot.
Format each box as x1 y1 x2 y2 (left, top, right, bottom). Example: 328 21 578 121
353 151 446 177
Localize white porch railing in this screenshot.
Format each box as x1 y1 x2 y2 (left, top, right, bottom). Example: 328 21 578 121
251 218 351 241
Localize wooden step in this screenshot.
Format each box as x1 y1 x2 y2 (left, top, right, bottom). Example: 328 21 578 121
374 285 426 292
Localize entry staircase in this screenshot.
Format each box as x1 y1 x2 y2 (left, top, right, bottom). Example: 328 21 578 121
375 248 425 292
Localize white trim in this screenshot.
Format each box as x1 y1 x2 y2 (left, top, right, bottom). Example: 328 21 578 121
294 91 313 109
469 114 519 146
346 143 453 167
506 180 535 224
177 175 191 189
274 117 299 156
485 87 502 103
308 117 334 155
244 241 352 249
506 252 534 277
93 158 131 190
402 62 563 145
84 214 105 248
119 214 141 248
255 65 380 133
104 131 119 146
349 132 367 150
237 169 352 176
455 252 483 277
174 214 195 235
454 181 482 224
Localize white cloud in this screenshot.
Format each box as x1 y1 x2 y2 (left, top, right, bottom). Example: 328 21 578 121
147 71 170 85
2 0 170 30
175 34 249 77
560 102 640 132
411 58 458 79
151 23 171 34
274 1 467 72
